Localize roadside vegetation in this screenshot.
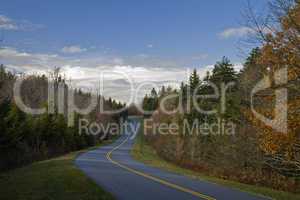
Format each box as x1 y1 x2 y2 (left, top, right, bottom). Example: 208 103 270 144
0 141 115 200
140 0 300 194
132 121 300 200
0 67 125 171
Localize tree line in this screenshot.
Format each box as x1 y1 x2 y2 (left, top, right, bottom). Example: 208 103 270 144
0 66 125 171
142 0 300 192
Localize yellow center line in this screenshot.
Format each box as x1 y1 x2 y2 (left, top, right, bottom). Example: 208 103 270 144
106 135 216 200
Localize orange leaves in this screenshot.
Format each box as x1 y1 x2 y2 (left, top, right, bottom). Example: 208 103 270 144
242 94 299 159
246 1 300 160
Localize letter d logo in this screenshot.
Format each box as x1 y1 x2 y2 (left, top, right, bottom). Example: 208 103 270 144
251 67 288 134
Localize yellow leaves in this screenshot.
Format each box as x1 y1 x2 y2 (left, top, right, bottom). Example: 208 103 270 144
281 2 300 31
241 93 299 157
248 2 300 158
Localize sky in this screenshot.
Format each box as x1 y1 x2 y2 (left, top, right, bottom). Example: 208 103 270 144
0 0 268 102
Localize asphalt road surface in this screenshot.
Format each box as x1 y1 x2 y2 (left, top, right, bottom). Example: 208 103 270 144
75 121 270 200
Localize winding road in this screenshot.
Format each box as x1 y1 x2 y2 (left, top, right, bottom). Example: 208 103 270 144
75 120 269 200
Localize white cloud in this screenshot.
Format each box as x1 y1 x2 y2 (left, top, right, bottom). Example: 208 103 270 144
147 44 153 48
233 63 243 72
191 54 209 60
0 15 18 30
0 47 187 102
219 27 254 39
61 45 87 54
0 15 43 31
112 58 124 65
0 47 243 102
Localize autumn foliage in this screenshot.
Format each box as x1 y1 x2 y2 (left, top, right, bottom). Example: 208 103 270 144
142 0 300 192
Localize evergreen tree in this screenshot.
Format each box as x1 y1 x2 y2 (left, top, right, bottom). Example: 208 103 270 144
142 88 159 113
210 57 237 84
189 69 200 91
0 64 5 80
150 88 158 98
160 86 166 96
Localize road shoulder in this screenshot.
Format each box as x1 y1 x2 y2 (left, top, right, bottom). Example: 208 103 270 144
131 138 300 200
0 142 116 200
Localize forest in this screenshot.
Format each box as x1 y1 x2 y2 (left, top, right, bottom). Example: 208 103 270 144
0 66 125 171
142 0 300 192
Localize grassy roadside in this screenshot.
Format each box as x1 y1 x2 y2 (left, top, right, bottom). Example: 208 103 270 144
0 139 117 200
131 121 300 200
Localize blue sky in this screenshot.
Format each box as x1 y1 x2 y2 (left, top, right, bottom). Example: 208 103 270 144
0 0 268 102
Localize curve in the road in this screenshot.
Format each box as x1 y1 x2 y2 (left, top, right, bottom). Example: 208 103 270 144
106 135 215 200
75 121 270 200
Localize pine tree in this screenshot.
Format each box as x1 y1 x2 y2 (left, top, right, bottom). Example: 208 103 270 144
0 99 11 148
210 57 237 84
189 69 200 91
160 86 166 96
150 88 158 98
0 64 5 80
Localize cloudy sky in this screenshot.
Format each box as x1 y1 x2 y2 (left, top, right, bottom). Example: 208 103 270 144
0 0 267 102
